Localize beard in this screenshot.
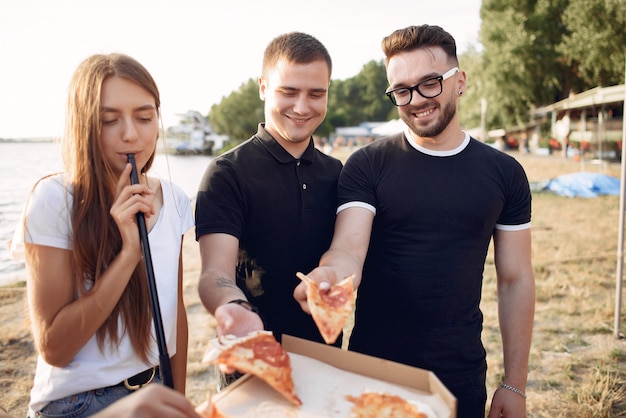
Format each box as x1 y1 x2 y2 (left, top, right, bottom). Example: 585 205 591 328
401 98 457 138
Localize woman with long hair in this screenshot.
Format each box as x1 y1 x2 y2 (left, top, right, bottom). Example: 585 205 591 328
11 53 194 417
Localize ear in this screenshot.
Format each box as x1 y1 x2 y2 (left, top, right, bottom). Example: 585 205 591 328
457 70 467 96
258 76 266 101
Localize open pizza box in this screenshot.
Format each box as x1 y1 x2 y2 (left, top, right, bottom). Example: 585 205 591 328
206 334 457 417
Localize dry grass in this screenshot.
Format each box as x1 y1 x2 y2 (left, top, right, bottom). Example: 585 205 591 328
482 153 626 417
2 150 626 417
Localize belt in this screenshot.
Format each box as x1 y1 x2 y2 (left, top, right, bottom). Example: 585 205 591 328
117 366 159 391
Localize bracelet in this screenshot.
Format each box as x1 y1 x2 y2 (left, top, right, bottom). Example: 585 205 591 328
500 382 527 399
227 299 260 314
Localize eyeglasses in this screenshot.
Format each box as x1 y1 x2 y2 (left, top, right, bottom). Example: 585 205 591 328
385 67 459 107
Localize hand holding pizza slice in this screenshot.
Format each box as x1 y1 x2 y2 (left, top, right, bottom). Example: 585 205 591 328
202 330 302 406
296 272 355 345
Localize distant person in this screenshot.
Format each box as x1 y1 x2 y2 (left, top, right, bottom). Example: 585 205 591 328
11 53 194 417
195 32 342 354
295 24 535 418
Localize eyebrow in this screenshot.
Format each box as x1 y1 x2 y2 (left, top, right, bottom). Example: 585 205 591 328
100 104 157 112
279 86 328 93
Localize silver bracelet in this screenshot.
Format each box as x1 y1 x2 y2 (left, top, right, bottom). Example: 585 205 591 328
500 382 527 399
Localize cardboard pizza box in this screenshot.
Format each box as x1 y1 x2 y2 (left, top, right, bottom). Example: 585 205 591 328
206 334 457 417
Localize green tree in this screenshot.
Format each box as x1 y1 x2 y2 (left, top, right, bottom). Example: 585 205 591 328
480 0 571 128
558 0 626 88
208 78 263 140
327 60 395 129
479 0 625 132
458 44 485 132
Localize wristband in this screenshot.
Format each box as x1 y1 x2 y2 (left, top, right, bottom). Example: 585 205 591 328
227 299 266 328
227 299 260 314
500 382 527 399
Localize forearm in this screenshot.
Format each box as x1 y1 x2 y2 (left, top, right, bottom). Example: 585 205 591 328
498 274 535 388
198 269 246 314
31 248 140 366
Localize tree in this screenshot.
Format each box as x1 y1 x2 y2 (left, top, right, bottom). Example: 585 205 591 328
479 0 625 132
458 44 485 132
327 60 395 128
558 0 626 88
480 0 571 128
208 79 263 140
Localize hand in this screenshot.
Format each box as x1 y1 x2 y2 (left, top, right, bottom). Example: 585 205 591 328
293 267 335 314
214 303 264 373
486 385 526 418
92 384 201 418
110 163 155 257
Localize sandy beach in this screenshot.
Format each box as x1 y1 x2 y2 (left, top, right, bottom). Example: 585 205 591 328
0 227 218 416
2 149 626 417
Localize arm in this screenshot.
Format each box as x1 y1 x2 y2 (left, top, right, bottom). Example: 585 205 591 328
294 207 374 313
26 164 155 367
487 228 535 418
197 233 263 338
91 384 201 418
171 243 188 392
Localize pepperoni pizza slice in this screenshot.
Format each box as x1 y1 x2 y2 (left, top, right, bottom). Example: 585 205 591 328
296 272 355 345
345 391 429 418
202 330 302 406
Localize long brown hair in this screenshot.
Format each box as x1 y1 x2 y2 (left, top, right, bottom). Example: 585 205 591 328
64 53 160 361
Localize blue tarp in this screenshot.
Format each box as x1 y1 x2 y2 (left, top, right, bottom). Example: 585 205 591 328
544 172 621 198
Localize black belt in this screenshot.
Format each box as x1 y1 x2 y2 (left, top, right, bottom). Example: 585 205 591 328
117 366 159 391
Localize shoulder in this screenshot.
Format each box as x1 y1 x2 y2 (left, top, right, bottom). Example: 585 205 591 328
31 173 70 200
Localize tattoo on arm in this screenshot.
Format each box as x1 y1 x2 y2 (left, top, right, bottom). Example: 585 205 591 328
216 277 239 291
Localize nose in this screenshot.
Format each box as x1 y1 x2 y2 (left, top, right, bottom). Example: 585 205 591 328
292 93 311 114
121 118 139 142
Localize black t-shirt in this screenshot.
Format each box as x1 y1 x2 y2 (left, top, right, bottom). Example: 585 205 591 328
196 124 343 345
342 132 532 381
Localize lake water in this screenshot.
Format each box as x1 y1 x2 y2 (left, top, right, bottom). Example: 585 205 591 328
0 141 213 286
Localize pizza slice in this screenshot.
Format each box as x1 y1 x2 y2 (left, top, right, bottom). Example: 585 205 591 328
296 272 355 345
345 391 428 418
195 400 229 418
202 330 302 406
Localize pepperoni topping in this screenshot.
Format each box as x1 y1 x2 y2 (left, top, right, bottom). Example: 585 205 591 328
242 334 289 367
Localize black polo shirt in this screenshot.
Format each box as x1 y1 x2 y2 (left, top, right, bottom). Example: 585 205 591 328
196 124 343 345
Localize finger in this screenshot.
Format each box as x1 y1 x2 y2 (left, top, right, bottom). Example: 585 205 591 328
115 163 133 197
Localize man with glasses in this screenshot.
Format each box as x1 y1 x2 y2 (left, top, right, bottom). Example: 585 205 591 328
295 25 534 418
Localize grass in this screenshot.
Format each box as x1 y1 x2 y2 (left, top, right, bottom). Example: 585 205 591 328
481 154 626 417
2 150 626 417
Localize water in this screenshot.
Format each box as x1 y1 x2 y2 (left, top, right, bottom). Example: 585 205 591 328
0 141 213 286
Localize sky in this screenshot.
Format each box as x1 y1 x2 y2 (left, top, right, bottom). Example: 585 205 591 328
0 0 483 139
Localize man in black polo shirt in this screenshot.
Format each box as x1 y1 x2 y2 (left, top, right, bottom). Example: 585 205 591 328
195 32 342 349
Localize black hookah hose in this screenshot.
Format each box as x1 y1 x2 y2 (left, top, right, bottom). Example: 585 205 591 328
127 153 174 388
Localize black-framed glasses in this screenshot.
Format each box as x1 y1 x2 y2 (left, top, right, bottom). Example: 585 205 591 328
385 67 459 106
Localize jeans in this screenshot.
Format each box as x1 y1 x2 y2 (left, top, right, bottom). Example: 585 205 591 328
28 375 162 418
